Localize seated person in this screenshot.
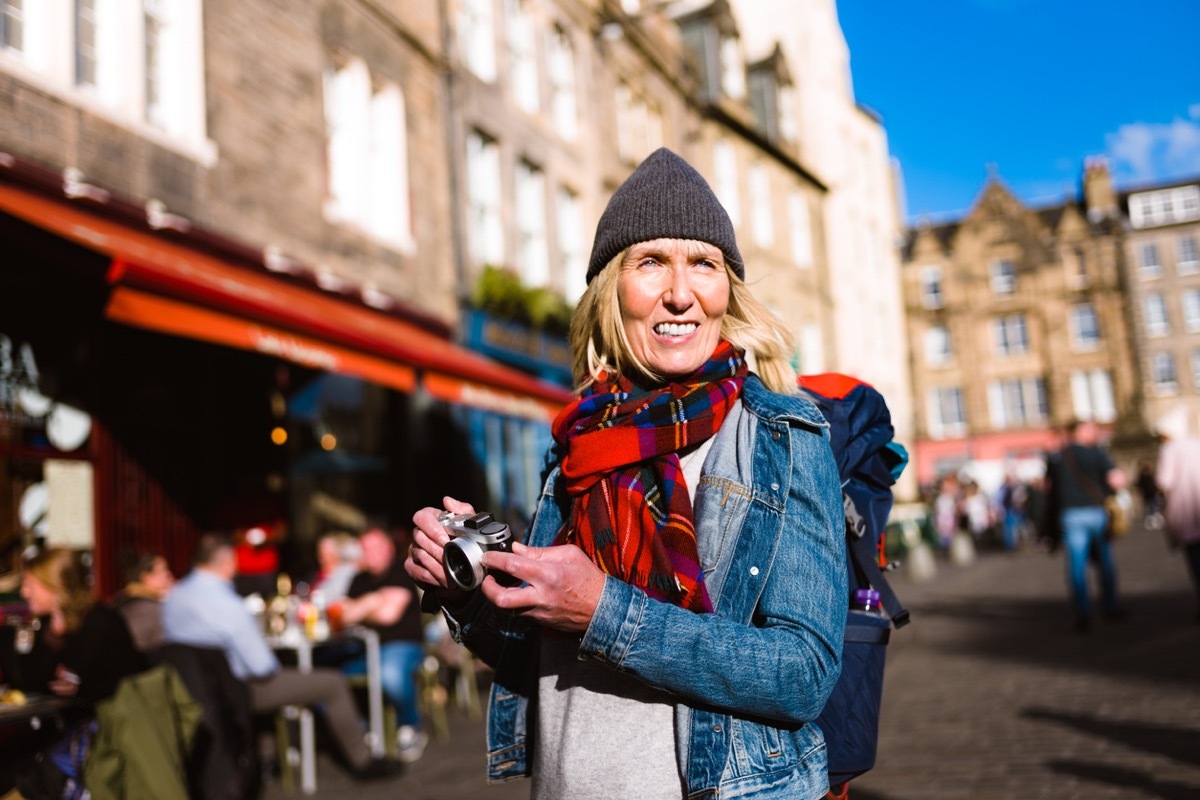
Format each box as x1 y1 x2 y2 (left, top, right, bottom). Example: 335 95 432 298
335 525 427 763
111 552 175 654
161 532 397 780
1 548 146 795
310 531 360 604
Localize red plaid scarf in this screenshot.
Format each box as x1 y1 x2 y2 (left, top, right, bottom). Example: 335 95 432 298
551 340 747 612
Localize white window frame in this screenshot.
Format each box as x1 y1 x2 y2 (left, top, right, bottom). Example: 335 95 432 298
920 266 943 309
1152 352 1178 395
515 160 549 287
505 0 538 114
989 259 1016 295
927 386 967 440
778 84 798 143
993 313 1029 357
1070 369 1116 423
924 324 952 367
1139 242 1162 278
0 0 25 54
557 186 586 302
749 164 774 248
788 191 812 268
1068 303 1101 351
466 130 504 267
719 35 745 100
1129 185 1200 228
1178 235 1199 275
459 0 497 82
1144 293 1170 337
1192 349 1200 390
1183 289 1200 333
987 377 1047 430
546 26 576 141
712 138 741 228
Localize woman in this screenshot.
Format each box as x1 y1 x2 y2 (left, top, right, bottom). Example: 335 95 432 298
2 548 146 797
408 148 847 799
112 551 175 654
1153 409 1200 622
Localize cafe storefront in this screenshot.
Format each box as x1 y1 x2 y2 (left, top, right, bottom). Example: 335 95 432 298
0 159 572 596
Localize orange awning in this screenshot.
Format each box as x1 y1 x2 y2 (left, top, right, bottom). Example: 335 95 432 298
0 179 574 422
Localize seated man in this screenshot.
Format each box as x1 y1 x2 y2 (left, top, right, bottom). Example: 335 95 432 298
111 552 175 654
162 532 398 780
335 524 427 762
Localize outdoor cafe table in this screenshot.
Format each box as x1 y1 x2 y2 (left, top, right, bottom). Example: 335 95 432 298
0 694 73 732
266 625 384 795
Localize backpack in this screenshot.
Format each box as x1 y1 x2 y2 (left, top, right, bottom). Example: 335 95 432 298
798 373 911 790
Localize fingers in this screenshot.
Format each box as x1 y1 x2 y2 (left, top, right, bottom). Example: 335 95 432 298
443 496 475 515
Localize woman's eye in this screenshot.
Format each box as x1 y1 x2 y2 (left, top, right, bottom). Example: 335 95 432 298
695 259 718 270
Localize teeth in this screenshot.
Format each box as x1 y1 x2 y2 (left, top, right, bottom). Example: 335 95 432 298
655 322 697 336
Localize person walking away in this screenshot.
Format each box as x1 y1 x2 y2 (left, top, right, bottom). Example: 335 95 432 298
996 473 1026 551
334 525 428 762
1151 409 1200 623
111 552 175 656
1044 420 1126 632
932 474 961 550
162 532 399 780
407 147 847 800
1135 460 1164 530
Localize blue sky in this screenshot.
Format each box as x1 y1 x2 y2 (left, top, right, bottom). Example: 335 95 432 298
835 0 1200 224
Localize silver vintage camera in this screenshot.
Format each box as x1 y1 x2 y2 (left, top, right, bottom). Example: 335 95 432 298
440 511 518 591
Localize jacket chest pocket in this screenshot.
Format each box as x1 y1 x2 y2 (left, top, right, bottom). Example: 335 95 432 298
693 475 753 576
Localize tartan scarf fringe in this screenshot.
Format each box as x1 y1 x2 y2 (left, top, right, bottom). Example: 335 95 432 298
552 340 747 612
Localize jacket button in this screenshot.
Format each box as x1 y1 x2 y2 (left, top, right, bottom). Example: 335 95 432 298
749 566 759 576
770 482 779 491
772 430 780 441
713 724 723 733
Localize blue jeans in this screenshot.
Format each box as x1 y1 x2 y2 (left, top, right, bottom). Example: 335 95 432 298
1003 509 1022 550
344 640 423 728
1060 506 1119 617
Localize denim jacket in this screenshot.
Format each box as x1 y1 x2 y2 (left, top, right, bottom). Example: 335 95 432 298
441 375 848 799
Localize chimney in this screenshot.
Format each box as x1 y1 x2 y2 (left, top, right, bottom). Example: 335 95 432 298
1082 157 1117 222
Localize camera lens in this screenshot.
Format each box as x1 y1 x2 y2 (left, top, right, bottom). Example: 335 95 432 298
443 537 486 591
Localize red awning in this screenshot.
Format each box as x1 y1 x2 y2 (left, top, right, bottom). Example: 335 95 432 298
0 180 574 422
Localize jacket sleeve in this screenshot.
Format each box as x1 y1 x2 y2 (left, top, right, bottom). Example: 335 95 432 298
578 422 848 725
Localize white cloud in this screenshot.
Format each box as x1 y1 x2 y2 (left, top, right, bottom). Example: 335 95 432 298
1105 116 1200 185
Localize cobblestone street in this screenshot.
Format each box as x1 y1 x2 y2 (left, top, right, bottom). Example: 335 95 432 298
266 522 1199 800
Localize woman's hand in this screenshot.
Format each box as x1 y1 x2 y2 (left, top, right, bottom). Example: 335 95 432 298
478 542 605 633
49 665 80 698
408 496 475 603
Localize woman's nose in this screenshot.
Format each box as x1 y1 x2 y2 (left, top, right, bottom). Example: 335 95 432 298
664 265 695 309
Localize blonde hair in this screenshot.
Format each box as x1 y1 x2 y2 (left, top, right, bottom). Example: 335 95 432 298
570 247 797 394
25 548 95 634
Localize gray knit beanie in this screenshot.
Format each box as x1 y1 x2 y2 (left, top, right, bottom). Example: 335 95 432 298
586 147 743 284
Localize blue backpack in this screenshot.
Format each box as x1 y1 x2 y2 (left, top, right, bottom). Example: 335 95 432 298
798 374 910 790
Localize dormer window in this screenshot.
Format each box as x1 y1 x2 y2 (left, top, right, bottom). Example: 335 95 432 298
719 35 744 100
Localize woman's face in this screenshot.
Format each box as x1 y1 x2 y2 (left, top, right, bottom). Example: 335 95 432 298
21 572 58 615
617 238 730 382
142 557 175 599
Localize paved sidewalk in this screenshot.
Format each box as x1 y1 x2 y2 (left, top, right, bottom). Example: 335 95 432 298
264 523 1198 799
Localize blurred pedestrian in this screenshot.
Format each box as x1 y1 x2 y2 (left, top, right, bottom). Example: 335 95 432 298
310 531 360 604
111 552 175 655
933 473 961 549
996 473 1026 551
1044 420 1126 632
1151 408 1200 623
1135 460 1164 530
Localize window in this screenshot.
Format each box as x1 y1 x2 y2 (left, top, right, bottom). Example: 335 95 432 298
993 314 1028 356
505 0 538 113
924 324 952 366
1139 243 1162 277
927 386 967 439
546 27 576 141
1066 246 1088 289
788 191 812 268
1 0 24 53
712 139 740 227
1179 235 1199 274
466 130 504 267
1144 293 1169 337
459 0 496 81
74 0 97 88
1069 303 1101 350
1193 350 1200 390
323 58 413 251
919 266 943 309
1129 185 1200 228
1152 352 1178 394
1184 289 1200 333
987 377 1047 429
143 0 166 126
749 164 773 247
1070 370 1116 423
778 84 798 143
989 259 1016 295
719 36 745 100
557 186 585 302
515 160 548 287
